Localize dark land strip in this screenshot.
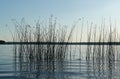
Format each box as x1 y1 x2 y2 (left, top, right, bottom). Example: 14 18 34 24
1 42 120 45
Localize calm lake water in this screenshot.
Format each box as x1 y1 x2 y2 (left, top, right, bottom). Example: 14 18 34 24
0 45 120 79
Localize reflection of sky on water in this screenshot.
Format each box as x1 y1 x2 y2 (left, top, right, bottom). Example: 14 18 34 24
0 45 120 79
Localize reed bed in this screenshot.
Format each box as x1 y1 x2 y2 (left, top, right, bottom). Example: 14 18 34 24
12 16 76 78
12 17 120 78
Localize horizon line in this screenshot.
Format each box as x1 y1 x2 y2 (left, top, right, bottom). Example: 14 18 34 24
0 42 120 45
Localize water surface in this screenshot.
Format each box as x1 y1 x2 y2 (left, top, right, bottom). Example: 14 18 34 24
0 45 120 79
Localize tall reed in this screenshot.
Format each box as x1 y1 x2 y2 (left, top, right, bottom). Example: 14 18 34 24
12 17 120 78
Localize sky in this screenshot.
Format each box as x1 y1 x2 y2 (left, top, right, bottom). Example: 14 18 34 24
1 0 120 41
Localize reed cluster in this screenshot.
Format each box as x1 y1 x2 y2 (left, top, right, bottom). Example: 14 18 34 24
12 16 76 78
13 16 75 59
12 17 120 78
83 20 118 61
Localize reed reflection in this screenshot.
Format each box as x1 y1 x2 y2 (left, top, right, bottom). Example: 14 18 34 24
85 45 116 79
14 44 69 79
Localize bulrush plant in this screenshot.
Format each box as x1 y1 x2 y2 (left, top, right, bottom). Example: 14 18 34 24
85 20 118 78
12 17 120 78
85 20 117 59
86 22 93 61
13 16 75 78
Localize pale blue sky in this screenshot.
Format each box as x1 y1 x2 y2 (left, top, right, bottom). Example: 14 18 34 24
0 0 120 41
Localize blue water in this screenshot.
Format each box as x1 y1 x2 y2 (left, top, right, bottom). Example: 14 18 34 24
0 45 120 79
